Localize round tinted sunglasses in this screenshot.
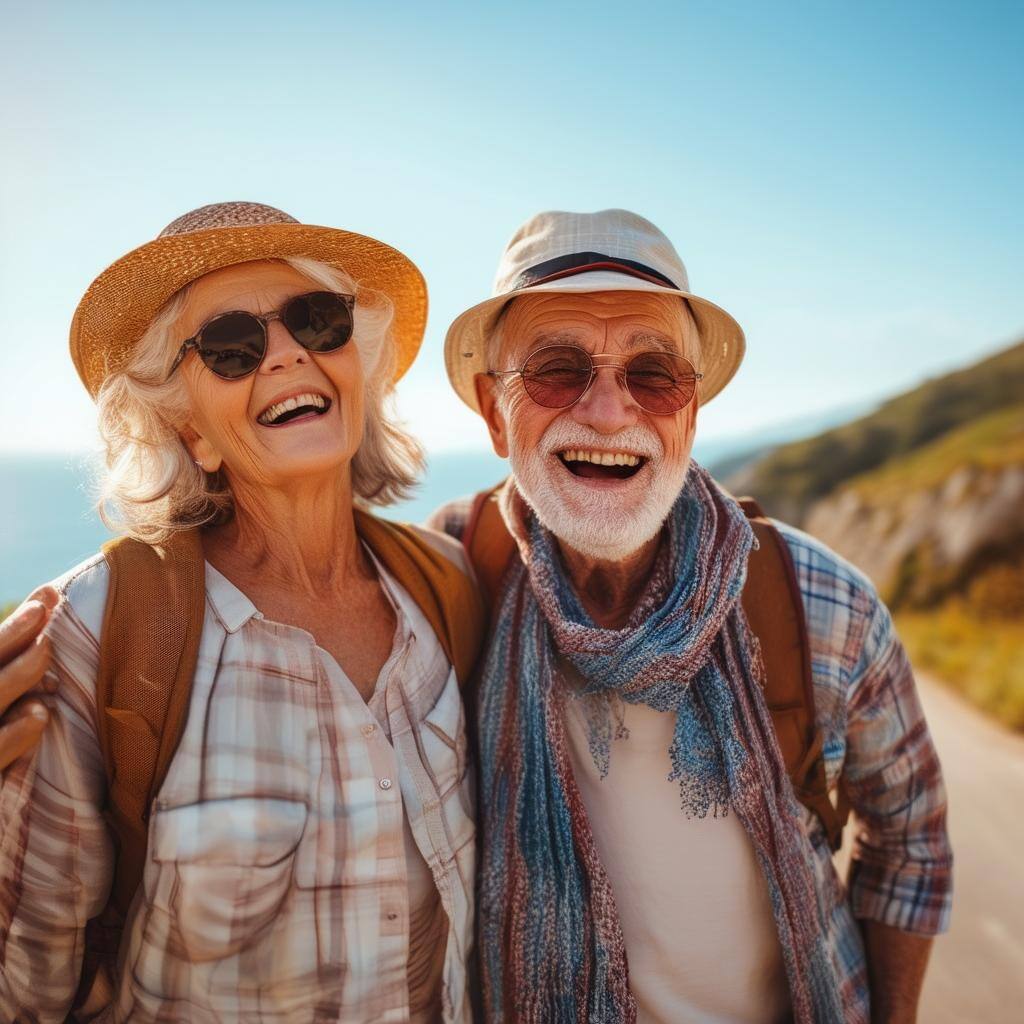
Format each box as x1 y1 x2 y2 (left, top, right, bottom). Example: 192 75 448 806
488 344 703 415
166 291 356 381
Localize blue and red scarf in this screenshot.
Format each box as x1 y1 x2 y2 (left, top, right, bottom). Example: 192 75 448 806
476 464 845 1023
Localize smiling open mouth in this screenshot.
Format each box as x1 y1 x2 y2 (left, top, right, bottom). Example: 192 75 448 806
257 392 332 427
557 449 646 480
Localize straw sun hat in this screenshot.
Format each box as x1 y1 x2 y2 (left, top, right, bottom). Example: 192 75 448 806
70 201 428 398
444 209 746 414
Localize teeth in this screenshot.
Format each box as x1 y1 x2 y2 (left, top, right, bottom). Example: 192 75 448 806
560 449 641 467
258 392 327 425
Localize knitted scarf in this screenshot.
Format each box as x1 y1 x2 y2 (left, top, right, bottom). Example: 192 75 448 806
476 464 845 1023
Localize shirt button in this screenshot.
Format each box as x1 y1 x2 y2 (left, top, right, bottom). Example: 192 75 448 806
386 911 399 921
379 777 393 791
361 723 376 738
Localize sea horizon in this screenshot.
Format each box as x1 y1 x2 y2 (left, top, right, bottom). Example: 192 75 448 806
0 403 868 606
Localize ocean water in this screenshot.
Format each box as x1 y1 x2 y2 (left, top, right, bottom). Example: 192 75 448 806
0 427 818 607
0 450 512 605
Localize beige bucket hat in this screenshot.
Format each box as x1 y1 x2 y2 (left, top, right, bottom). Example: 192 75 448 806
444 208 745 413
70 201 428 398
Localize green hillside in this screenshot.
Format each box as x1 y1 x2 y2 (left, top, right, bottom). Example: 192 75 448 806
850 403 1024 613
849 402 1024 505
736 338 1024 522
736 339 1024 732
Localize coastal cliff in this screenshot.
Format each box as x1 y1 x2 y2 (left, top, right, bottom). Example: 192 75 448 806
725 340 1024 728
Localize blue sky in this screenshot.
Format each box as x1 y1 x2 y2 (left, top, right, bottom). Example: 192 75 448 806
2 0 1021 454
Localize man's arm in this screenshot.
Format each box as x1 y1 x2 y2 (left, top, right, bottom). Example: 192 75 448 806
423 494 475 542
0 585 114 1020
0 588 59 774
842 593 953 1024
861 920 933 1024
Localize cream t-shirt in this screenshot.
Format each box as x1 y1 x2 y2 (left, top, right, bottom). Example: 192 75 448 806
564 695 792 1024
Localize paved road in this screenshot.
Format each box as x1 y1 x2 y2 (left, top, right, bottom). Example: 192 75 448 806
841 674 1024 1023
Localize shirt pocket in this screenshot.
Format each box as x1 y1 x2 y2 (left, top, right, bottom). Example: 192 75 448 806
148 796 307 962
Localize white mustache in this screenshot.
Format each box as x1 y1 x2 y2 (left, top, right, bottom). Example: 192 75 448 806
539 420 664 461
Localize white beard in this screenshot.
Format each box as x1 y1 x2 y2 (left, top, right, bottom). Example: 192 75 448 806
508 416 690 562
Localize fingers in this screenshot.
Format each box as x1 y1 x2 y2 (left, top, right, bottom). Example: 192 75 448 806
0 590 59 778
24 585 59 615
0 588 58 664
0 697 49 774
0 631 53 717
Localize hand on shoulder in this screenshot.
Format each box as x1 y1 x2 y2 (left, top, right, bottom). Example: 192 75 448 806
0 585 59 774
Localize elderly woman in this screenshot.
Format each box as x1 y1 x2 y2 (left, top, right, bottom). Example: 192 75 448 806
0 203 483 1023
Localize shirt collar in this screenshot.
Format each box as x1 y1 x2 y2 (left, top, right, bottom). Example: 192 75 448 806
365 549 414 647
204 562 260 634
201 548 417 641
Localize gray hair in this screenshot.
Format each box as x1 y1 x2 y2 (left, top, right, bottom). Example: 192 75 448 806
95 257 424 543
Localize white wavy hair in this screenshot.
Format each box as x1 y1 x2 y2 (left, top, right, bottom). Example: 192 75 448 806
95 257 424 543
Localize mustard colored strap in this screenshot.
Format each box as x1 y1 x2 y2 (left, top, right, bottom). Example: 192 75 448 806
739 502 849 847
463 480 517 612
354 510 486 686
84 529 206 1003
97 529 206 914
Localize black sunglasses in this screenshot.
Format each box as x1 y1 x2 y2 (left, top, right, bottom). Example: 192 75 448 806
488 344 703 415
167 291 356 381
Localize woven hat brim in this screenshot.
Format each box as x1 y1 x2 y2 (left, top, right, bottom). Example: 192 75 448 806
70 223 428 398
444 272 745 414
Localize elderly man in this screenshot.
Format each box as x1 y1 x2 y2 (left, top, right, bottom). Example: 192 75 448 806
431 210 952 1024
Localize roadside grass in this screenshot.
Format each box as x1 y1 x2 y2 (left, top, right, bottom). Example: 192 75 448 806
897 604 1024 732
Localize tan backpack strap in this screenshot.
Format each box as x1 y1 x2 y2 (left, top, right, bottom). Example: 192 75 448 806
97 528 206 907
354 511 486 686
462 480 517 612
739 501 849 850
80 529 206 1005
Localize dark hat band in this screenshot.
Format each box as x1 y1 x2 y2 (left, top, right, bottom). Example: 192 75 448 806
510 251 681 292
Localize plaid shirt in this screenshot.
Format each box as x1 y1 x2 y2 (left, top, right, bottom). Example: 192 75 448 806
0 545 475 1023
430 497 953 1021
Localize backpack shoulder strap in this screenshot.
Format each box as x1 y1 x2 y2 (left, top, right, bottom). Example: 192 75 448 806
81 528 206 1003
354 510 487 686
462 480 517 611
738 497 849 849
97 528 206 908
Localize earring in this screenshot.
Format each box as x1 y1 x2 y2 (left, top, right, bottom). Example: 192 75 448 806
194 459 205 471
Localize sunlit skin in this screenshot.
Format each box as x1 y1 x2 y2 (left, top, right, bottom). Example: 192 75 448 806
179 261 365 493
475 290 699 628
0 586 59 776
177 261 395 696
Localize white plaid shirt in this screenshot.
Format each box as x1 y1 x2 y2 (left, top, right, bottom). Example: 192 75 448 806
0 540 475 1023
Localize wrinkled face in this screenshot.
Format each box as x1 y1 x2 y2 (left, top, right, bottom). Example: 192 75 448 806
176 261 364 494
476 290 699 560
